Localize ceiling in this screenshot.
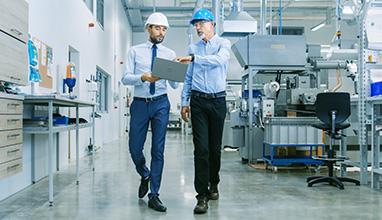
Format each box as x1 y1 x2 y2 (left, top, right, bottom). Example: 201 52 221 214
122 0 354 32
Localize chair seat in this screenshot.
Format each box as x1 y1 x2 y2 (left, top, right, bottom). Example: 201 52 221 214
312 122 351 131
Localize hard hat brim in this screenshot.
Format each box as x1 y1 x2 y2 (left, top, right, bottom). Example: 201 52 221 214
190 19 213 25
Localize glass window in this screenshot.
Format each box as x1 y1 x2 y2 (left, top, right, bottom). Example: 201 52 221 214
96 67 109 112
97 0 104 28
83 0 93 13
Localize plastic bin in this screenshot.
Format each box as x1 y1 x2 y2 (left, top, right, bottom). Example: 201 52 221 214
371 81 382 97
54 116 69 125
264 117 323 145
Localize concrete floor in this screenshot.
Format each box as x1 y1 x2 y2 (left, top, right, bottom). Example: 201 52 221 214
1 131 382 220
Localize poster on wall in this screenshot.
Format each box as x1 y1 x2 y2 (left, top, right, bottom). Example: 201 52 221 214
32 37 53 89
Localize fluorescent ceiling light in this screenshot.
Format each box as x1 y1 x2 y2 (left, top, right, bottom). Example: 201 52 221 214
311 22 326 32
343 5 354 14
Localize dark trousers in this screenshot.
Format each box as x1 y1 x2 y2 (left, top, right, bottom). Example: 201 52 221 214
190 95 226 197
129 96 170 199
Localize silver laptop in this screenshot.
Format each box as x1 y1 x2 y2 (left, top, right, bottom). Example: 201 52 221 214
152 57 188 82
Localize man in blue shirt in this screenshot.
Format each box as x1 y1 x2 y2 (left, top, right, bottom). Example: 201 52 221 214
121 12 177 212
177 8 231 214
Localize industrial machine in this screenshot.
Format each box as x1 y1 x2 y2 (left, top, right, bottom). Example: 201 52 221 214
229 34 357 165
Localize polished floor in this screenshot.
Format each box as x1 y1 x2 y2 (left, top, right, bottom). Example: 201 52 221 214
1 131 382 220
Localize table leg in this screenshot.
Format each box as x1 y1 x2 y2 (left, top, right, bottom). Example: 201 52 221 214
76 105 79 185
92 106 95 172
48 101 53 206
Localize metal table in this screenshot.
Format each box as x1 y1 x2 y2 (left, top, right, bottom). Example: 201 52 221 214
368 96 382 189
23 95 96 206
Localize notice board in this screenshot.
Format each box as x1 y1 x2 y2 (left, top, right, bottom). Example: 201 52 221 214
32 37 53 89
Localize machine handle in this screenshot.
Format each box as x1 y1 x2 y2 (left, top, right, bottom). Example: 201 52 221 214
7 103 21 109
7 149 20 154
7 134 20 139
7 119 20 124
7 164 20 170
10 28 23 36
10 76 21 81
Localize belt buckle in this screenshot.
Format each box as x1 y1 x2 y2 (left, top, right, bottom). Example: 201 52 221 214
145 97 153 102
206 93 214 99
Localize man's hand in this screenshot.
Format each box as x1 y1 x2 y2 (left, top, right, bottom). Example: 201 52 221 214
141 72 160 83
176 56 192 64
181 106 190 122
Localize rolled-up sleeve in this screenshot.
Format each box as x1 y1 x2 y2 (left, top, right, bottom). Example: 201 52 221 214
181 47 194 107
193 39 231 67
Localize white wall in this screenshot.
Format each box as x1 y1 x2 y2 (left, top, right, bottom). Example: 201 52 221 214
0 0 132 201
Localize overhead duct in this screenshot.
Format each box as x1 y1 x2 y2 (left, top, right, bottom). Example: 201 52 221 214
221 0 257 37
124 0 144 32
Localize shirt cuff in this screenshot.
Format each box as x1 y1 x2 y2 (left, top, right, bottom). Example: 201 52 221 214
181 99 190 107
134 74 144 86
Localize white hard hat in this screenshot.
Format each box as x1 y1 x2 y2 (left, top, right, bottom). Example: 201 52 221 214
145 12 169 28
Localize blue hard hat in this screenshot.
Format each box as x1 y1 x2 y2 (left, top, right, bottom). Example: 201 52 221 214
190 8 214 25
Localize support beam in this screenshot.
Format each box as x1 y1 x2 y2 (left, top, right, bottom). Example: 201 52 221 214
212 0 220 35
260 0 267 35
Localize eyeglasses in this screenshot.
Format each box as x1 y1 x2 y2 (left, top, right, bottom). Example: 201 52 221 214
193 20 210 27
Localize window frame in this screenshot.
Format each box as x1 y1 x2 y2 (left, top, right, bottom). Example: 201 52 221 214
83 0 94 14
96 0 104 29
96 66 110 113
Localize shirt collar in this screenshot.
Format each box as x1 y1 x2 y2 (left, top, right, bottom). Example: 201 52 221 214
199 34 218 46
146 41 162 49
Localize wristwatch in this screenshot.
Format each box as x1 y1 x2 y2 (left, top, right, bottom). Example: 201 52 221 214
190 54 195 62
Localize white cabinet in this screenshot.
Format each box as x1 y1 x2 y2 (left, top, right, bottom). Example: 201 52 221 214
0 115 23 131
0 99 23 114
0 31 28 85
0 144 22 164
0 0 29 43
0 159 22 180
0 129 23 148
0 0 29 86
0 94 24 179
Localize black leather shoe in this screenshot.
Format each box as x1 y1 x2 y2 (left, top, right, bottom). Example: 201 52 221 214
148 196 167 212
208 185 219 200
138 176 150 198
193 196 208 214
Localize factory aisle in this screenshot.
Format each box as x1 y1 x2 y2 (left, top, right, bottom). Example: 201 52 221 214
0 131 382 219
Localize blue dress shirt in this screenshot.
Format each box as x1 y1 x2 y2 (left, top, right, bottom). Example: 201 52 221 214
121 41 178 97
181 34 231 106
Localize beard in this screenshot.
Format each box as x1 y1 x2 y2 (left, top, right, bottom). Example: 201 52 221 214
150 36 164 44
197 31 206 40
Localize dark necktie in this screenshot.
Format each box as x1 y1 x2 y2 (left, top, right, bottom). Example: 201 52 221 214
150 44 157 95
